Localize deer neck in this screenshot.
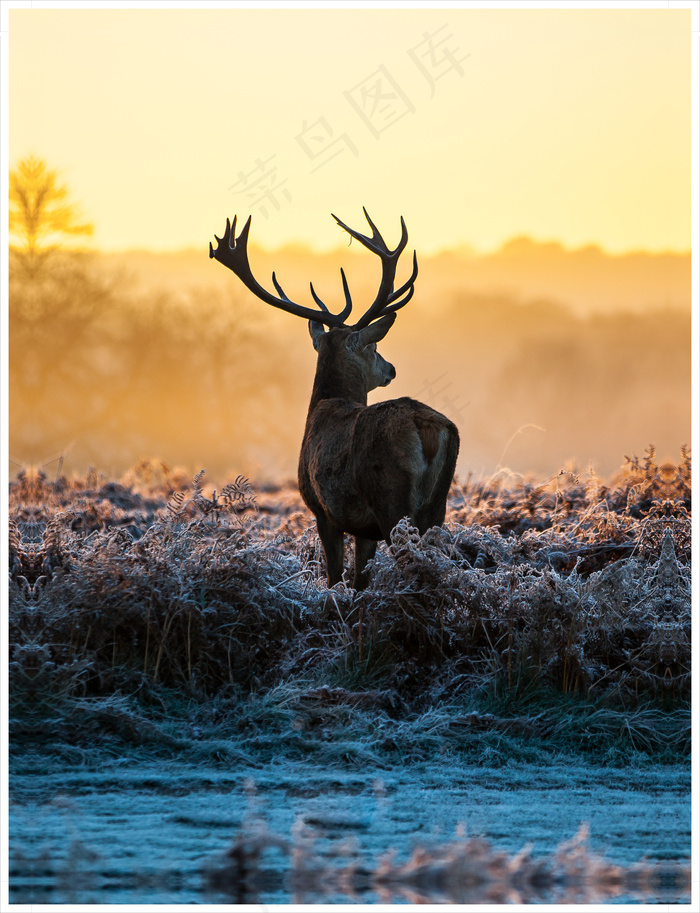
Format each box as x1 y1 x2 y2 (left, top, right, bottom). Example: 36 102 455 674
309 354 368 410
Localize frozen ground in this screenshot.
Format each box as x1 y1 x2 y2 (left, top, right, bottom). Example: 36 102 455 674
8 460 693 904
9 756 691 905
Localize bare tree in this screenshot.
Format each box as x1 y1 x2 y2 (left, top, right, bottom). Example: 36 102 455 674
9 154 93 278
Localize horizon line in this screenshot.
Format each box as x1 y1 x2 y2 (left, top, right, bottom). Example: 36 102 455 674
90 235 693 260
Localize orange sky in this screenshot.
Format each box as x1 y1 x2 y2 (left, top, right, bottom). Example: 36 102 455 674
8 6 691 255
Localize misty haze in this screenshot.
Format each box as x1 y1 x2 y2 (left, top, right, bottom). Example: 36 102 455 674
7 5 692 903
10 236 690 484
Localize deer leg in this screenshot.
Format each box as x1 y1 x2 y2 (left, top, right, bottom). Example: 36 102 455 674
416 487 448 533
315 514 345 586
353 536 377 590
368 470 415 543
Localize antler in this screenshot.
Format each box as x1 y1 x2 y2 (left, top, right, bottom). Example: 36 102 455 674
209 216 352 328
209 210 418 329
332 207 418 330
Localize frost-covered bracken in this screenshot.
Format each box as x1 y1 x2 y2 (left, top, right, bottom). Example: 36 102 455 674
8 447 691 764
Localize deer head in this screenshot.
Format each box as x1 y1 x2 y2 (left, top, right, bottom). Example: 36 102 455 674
209 209 417 402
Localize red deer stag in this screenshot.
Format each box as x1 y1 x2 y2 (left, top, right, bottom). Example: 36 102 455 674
209 209 459 589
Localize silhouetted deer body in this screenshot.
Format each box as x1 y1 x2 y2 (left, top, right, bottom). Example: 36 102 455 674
210 210 459 588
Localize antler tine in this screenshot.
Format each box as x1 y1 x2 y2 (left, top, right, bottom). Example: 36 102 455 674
310 267 353 322
209 216 349 328
388 249 418 305
332 207 409 258
382 278 416 315
332 209 417 330
308 282 330 313
209 215 235 258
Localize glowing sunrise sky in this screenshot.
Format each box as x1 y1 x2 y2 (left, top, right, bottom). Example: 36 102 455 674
9 6 691 255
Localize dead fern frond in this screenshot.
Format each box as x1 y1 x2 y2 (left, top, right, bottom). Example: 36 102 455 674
221 475 257 512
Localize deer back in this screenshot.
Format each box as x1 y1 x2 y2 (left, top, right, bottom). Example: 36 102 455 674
300 393 458 542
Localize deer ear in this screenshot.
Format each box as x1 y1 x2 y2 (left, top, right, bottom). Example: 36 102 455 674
354 312 397 348
309 319 327 351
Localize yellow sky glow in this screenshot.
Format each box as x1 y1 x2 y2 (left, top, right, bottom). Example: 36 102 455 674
9 7 691 255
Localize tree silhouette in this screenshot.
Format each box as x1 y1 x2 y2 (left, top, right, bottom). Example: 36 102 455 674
9 154 93 278
8 157 292 476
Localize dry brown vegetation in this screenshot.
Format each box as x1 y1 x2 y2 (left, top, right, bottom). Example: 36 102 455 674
205 816 689 905
9 447 691 766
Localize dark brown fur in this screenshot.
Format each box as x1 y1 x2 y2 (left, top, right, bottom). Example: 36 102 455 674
414 413 441 464
209 212 460 589
298 320 459 588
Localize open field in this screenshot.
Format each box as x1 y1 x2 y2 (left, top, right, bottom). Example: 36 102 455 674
8 10 692 902
9 760 690 905
8 449 692 903
10 448 691 753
